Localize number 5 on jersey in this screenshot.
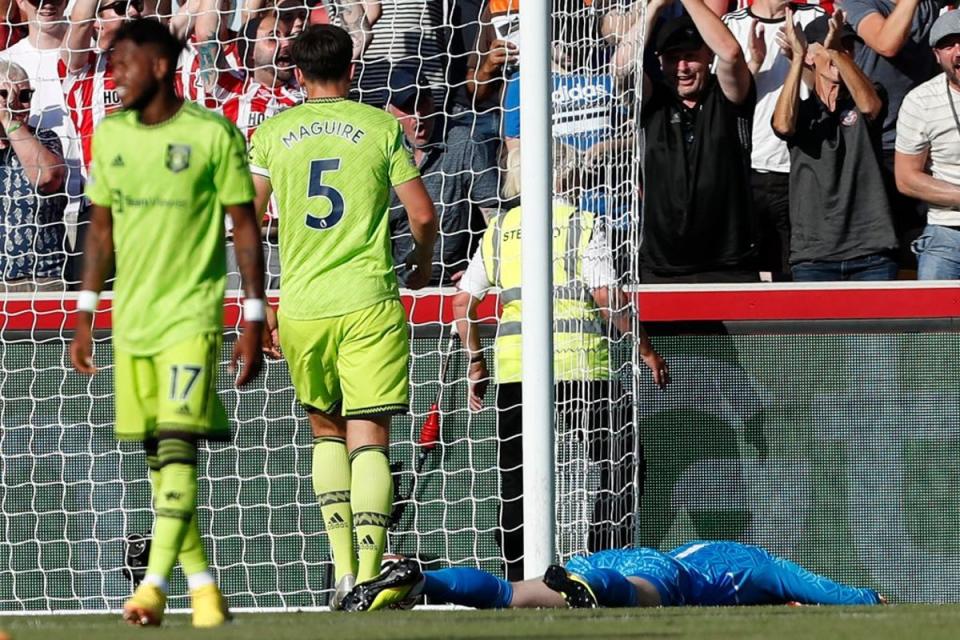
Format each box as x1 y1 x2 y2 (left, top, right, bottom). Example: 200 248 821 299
306 158 344 230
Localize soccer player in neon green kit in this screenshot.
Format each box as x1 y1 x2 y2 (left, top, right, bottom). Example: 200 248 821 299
69 19 266 628
249 24 437 609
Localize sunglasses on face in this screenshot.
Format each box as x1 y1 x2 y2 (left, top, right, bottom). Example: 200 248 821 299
97 0 143 15
0 88 35 103
25 0 67 7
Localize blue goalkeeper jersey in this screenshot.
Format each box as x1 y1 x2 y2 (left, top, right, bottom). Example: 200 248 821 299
566 542 880 607
669 540 881 606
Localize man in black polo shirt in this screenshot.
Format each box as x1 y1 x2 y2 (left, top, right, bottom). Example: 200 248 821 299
641 0 759 283
771 10 898 281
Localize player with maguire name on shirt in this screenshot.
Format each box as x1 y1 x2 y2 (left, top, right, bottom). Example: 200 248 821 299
69 18 266 629
248 24 438 610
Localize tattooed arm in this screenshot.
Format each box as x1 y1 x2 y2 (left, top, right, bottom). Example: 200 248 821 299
341 0 381 59
194 0 231 92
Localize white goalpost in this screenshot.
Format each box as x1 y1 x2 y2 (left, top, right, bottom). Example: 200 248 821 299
518 0 557 578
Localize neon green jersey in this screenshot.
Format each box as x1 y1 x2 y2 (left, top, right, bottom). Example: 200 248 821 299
86 101 255 355
248 97 419 320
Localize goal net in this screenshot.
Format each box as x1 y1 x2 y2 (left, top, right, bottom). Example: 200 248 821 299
0 0 648 611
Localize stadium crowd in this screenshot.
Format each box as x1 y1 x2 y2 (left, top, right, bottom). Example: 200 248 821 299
2 0 960 288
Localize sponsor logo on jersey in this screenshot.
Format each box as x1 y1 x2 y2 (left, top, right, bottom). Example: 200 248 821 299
104 89 122 107
111 155 125 167
840 109 859 127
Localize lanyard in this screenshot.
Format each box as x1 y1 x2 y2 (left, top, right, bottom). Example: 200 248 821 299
947 75 960 137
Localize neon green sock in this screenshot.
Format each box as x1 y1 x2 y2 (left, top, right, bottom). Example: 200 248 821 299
146 439 198 581
148 460 208 580
350 446 393 582
178 516 209 578
313 437 356 581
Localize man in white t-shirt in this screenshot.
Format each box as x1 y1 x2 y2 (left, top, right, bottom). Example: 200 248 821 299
723 0 825 279
896 10 960 279
1 0 84 235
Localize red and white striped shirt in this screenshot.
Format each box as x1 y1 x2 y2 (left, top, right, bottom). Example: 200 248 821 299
59 53 122 171
216 72 302 141
216 72 301 222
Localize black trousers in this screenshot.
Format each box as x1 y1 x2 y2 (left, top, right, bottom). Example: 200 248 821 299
881 149 926 271
495 380 639 581
751 170 791 280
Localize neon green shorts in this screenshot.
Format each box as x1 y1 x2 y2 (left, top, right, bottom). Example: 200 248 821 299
113 331 228 441
279 299 410 417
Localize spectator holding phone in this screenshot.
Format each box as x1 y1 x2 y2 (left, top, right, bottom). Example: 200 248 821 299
0 60 67 290
467 0 520 107
1 0 83 262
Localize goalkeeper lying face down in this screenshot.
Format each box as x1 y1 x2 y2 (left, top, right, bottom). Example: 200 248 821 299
342 540 884 611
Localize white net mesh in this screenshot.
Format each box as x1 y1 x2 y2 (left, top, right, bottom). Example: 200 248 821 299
0 0 646 611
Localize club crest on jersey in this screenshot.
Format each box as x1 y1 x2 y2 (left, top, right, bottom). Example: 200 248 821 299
166 144 191 173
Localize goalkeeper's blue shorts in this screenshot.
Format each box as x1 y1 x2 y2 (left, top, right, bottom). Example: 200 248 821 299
565 548 688 606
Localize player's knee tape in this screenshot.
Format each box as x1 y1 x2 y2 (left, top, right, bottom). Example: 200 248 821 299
156 435 198 468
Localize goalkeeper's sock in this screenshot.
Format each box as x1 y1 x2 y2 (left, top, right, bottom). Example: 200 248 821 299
422 568 513 609
146 438 198 585
578 568 638 607
313 437 356 581
350 445 393 582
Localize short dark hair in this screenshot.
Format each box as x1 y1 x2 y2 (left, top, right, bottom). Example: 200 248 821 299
113 18 183 75
290 24 353 83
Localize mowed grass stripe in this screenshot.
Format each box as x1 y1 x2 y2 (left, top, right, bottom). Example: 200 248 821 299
3 605 960 640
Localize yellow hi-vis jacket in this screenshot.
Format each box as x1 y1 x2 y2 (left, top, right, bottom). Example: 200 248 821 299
481 201 610 385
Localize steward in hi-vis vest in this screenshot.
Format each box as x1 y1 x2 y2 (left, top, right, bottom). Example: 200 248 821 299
481 201 609 384
453 147 670 581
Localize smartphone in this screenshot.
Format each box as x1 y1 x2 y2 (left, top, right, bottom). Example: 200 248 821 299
494 16 521 74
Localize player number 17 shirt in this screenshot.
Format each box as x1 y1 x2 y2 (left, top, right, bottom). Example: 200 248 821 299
85 101 255 355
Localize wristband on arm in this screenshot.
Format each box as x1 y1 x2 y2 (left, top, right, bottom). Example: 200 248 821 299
76 290 99 314
243 298 266 322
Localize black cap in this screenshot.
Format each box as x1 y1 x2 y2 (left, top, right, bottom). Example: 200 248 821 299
654 16 705 55
387 68 431 110
802 14 857 46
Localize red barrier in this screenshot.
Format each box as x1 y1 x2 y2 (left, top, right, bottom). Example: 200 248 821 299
3 284 960 332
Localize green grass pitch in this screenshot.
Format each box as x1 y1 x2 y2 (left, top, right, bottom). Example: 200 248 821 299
4 606 960 640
